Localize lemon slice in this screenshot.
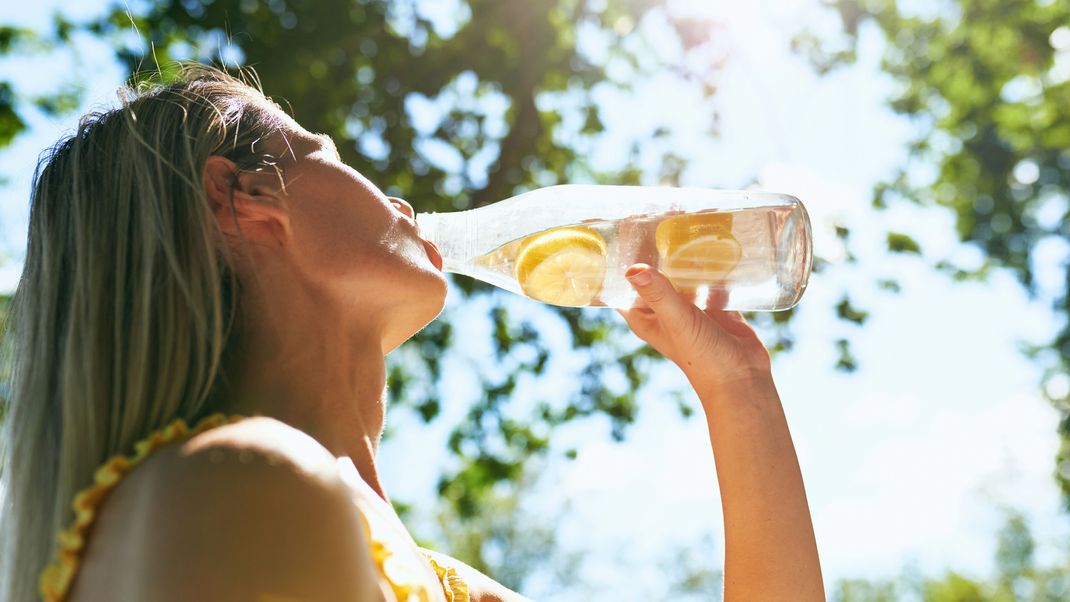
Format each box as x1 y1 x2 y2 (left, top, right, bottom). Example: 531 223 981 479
660 235 742 285
656 213 741 287
514 226 608 306
655 211 736 257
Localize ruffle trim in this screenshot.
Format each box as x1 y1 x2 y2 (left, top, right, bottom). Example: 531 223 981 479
352 505 469 602
38 412 468 602
39 412 244 601
424 554 471 602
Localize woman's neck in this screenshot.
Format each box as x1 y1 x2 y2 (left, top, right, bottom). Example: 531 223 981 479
216 285 392 502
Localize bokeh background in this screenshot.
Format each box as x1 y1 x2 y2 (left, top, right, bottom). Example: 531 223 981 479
2 0 1069 599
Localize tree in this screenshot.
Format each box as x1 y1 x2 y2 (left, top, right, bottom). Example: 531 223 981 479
804 0 1070 507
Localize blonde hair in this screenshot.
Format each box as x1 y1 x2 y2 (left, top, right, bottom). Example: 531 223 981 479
0 65 290 601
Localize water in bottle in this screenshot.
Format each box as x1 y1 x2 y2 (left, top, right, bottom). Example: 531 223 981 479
415 185 812 311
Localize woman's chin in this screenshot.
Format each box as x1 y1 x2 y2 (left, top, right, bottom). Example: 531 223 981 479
382 279 448 355
426 268 449 310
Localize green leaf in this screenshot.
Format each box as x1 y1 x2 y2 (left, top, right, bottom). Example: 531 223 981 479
836 296 870 325
415 397 440 422
877 278 902 294
32 86 82 117
0 26 36 52
835 338 858 373
886 232 922 254
0 83 26 147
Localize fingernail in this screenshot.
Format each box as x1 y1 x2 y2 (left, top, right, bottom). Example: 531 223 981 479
625 266 652 286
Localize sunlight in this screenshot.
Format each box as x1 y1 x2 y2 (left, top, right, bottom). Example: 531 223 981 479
665 0 831 53
667 0 809 29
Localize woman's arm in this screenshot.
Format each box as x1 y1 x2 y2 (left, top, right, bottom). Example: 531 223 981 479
617 264 824 601
691 372 824 600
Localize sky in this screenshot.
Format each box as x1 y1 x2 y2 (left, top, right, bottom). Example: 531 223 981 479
1 0 1067 599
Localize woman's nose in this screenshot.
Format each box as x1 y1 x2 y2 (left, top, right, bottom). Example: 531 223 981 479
389 196 415 220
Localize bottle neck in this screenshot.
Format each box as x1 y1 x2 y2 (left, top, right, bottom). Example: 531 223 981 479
416 210 474 272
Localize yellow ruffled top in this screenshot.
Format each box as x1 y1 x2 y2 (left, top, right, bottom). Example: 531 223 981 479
38 413 468 602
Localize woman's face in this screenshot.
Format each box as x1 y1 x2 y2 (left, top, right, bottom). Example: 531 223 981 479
271 122 448 353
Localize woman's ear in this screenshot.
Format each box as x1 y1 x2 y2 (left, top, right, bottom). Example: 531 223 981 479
203 155 291 247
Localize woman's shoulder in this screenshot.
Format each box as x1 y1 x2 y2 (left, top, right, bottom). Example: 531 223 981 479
132 413 365 549
123 414 348 514
165 414 340 482
71 415 385 601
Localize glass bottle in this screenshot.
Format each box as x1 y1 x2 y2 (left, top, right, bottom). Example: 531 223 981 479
416 185 812 311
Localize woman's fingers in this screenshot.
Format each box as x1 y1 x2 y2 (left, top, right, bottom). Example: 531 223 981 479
702 286 748 330
617 264 772 395
705 285 730 311
623 264 695 332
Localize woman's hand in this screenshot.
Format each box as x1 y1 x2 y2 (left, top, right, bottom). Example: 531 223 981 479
615 263 771 392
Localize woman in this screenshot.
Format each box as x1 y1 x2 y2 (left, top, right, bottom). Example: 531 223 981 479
0 66 823 601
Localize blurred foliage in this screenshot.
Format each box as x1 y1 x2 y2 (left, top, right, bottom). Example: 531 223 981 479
0 27 36 148
832 511 1070 601
0 24 87 145
663 533 724 600
430 465 582 594
808 0 1070 507
429 461 725 599
0 81 24 149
